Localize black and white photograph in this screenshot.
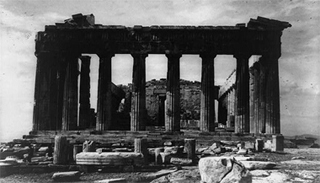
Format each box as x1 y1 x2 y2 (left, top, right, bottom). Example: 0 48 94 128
0 0 319 182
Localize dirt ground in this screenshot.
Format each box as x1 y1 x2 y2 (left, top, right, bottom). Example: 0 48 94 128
1 148 320 183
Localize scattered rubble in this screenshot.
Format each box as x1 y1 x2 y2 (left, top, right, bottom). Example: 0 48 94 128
51 171 81 182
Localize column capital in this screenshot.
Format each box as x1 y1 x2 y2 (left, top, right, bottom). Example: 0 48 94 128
199 52 217 59
79 55 91 61
131 53 148 59
97 52 115 58
165 53 182 59
233 53 251 60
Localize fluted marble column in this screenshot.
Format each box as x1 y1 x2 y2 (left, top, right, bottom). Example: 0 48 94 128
62 53 80 130
264 54 281 134
258 58 267 133
33 52 60 131
96 53 114 131
234 54 250 133
165 53 181 132
131 53 147 131
249 67 256 133
199 53 216 132
79 56 91 129
251 62 260 134
226 91 231 128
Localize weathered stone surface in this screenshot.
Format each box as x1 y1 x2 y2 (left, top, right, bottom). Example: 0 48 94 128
245 141 255 150
94 178 127 183
291 156 306 160
255 139 264 152
83 140 96 152
264 140 272 150
53 135 69 165
250 170 269 177
160 152 172 164
155 148 163 165
170 157 193 165
272 135 284 152
220 160 252 183
240 161 277 170
150 168 200 183
199 157 251 183
237 148 247 155
52 171 81 182
209 142 220 151
76 152 144 166
146 167 178 180
252 170 290 183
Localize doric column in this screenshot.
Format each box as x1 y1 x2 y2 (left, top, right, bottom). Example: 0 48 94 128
226 91 231 128
96 53 114 131
264 54 281 134
79 56 91 129
251 62 260 134
131 53 147 131
229 88 235 128
258 58 267 133
62 53 79 130
234 54 250 133
33 52 60 131
165 53 181 132
249 67 256 133
200 53 216 132
157 95 166 126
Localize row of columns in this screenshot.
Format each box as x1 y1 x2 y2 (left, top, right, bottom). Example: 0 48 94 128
33 52 218 132
33 53 92 131
218 54 280 134
33 51 280 134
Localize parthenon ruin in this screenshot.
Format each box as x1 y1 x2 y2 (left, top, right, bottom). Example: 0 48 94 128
32 14 291 140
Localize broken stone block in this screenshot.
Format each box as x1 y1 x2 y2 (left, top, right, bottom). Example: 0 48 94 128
245 141 255 150
164 141 173 146
264 140 272 150
237 148 247 155
197 147 209 153
170 157 193 165
52 171 81 182
240 161 277 170
255 139 264 152
112 148 131 152
209 142 221 151
213 147 226 154
291 156 306 160
76 152 144 166
237 142 245 149
199 157 252 183
164 146 183 155
160 152 171 164
220 160 252 183
155 148 163 165
83 141 96 152
272 135 284 152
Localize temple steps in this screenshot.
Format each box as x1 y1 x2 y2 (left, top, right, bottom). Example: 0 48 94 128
20 130 273 147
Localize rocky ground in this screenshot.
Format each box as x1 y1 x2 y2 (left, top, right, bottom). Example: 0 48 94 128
1 148 320 183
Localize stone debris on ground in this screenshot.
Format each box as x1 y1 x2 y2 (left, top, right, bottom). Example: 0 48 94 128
51 171 81 182
239 161 277 170
94 178 127 183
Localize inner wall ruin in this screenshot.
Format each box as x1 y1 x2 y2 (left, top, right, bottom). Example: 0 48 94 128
32 14 291 138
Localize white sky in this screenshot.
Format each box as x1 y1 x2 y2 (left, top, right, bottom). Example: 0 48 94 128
0 0 319 142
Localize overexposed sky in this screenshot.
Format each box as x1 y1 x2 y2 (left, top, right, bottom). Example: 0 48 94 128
0 0 319 142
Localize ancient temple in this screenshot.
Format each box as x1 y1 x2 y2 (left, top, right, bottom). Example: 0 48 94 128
32 14 291 138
